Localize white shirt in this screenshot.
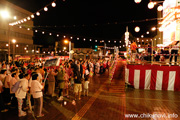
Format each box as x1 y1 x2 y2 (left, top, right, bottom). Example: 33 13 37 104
84 81 89 89
30 80 43 98
15 78 28 99
10 77 18 94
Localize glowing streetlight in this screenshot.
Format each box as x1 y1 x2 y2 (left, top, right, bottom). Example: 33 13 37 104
12 39 16 43
0 10 10 19
64 39 69 44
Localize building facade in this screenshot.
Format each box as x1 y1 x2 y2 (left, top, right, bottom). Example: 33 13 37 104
0 0 38 61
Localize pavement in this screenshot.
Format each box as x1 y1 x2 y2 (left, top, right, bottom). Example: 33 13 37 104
0 61 180 120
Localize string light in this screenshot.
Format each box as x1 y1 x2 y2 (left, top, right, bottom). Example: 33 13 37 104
16 44 19 47
52 2 56 7
6 44 8 46
102 40 104 42
42 31 45 34
135 26 140 32
141 35 144 38
83 38 86 41
44 7 48 11
27 17 31 20
27 28 30 30
119 41 121 43
57 34 59 37
134 0 141 4
95 40 97 42
13 16 17 20
70 37 73 39
108 40 110 43
49 33 52 35
146 31 149 34
63 36 66 38
35 30 38 32
77 38 79 40
157 5 163 11
19 26 22 28
89 39 92 41
31 14 34 18
114 41 116 43
24 18 27 22
36 12 40 16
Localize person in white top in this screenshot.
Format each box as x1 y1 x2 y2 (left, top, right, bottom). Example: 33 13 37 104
30 73 44 117
15 73 29 117
170 41 180 65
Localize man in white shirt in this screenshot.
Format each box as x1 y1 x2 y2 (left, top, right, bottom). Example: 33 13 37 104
16 73 29 117
30 73 44 117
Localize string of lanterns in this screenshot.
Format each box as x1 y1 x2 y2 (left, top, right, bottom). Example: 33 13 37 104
9 0 59 26
134 0 164 11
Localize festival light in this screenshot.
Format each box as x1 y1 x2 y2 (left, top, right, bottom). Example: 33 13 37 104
146 31 149 34
141 35 144 38
148 2 154 9
44 7 48 11
57 34 59 37
134 0 141 4
13 16 17 20
42 31 45 34
36 12 40 16
27 17 31 20
35 30 38 32
49 33 52 35
135 26 140 32
31 14 35 18
77 38 79 40
151 27 156 31
157 5 163 11
52 2 56 7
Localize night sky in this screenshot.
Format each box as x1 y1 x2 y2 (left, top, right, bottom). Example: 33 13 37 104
8 0 163 48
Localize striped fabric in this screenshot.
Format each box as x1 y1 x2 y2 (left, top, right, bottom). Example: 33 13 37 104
125 65 180 91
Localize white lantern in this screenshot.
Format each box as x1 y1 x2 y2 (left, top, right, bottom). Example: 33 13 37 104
134 0 141 4
148 2 154 9
135 26 140 32
44 7 48 11
52 2 56 7
31 14 35 18
36 12 40 16
157 5 163 11
151 27 156 31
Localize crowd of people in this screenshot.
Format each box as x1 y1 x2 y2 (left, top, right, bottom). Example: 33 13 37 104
129 41 180 65
0 58 109 118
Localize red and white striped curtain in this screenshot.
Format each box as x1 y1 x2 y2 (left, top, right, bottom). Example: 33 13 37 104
125 65 180 91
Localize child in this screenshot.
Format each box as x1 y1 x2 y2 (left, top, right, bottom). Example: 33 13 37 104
84 70 89 96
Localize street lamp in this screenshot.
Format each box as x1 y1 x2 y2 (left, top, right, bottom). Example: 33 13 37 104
64 39 72 59
12 39 16 62
0 10 11 62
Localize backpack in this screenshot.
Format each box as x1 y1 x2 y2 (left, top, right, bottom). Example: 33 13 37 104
11 81 21 93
